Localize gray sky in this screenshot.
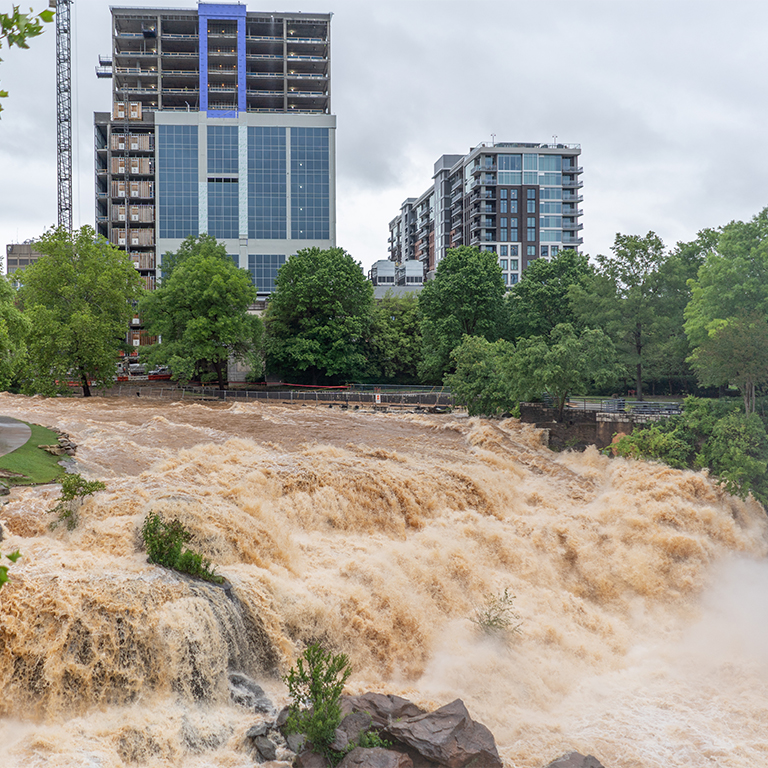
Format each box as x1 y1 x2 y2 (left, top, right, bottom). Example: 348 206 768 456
1 0 766 272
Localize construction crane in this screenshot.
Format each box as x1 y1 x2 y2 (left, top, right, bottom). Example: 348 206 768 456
51 0 72 232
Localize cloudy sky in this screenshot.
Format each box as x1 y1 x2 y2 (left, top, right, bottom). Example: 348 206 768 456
1 0 766 272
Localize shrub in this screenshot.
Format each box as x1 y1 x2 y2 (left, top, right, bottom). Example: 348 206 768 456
284 643 352 760
50 473 106 530
471 587 523 635
140 511 223 583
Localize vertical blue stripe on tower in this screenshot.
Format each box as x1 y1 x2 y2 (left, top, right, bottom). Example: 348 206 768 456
198 3 247 117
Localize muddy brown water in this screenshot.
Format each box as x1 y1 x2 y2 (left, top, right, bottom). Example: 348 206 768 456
0 393 767 768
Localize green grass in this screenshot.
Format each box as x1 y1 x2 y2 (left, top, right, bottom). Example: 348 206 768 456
0 423 68 485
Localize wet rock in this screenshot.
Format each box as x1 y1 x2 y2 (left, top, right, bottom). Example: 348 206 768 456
338 710 378 745
383 699 501 768
228 672 274 713
286 733 306 753
254 735 278 762
543 752 606 768
338 747 413 768
276 705 291 730
246 723 269 739
343 693 426 728
295 748 330 768
330 728 349 752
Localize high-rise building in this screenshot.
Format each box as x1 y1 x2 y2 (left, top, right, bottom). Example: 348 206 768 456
94 2 335 349
388 142 582 286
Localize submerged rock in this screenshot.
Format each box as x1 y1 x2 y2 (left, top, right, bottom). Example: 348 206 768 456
383 699 502 768
543 752 606 768
228 671 274 713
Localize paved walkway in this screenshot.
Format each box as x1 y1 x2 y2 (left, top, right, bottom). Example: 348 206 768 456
0 416 31 458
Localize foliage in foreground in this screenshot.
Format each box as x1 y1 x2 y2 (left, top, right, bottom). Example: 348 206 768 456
141 511 223 583
0 549 21 589
613 397 768 505
284 643 352 760
471 588 523 636
50 473 106 530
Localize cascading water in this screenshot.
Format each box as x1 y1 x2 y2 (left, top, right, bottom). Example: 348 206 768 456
0 393 766 768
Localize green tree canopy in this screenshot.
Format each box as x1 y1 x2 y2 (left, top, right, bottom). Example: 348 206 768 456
264 247 373 385
140 235 261 389
367 292 422 383
512 323 620 421
445 335 516 417
506 249 593 340
0 274 28 390
20 226 143 397
418 246 506 382
570 231 668 400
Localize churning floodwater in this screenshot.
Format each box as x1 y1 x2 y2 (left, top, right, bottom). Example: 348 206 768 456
1 393 767 768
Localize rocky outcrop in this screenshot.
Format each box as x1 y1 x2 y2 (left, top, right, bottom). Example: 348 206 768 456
338 747 413 768
544 752 606 768
383 699 501 768
343 693 426 728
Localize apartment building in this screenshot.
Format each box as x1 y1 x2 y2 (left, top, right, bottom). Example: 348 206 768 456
388 142 582 286
94 2 336 351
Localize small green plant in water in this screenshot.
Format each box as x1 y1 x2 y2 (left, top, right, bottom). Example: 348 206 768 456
141 511 223 583
284 643 352 762
50 473 106 530
0 549 21 589
471 587 523 636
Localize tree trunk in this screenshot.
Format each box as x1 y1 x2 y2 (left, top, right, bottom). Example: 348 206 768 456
81 373 91 398
635 322 643 400
215 359 226 390
635 362 643 401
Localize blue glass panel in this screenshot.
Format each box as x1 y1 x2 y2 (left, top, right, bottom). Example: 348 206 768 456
291 127 330 240
158 125 199 239
248 253 286 292
208 180 239 238
248 127 286 239
208 125 239 174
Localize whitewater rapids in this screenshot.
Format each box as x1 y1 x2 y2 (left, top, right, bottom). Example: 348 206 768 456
0 393 766 768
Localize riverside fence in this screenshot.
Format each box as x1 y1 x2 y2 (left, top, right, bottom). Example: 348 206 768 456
106 384 455 409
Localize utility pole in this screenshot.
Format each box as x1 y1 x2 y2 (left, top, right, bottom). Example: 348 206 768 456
53 0 72 232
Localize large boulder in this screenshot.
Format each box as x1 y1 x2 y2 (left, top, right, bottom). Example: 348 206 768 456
338 710 381 745
383 699 501 768
338 747 414 768
543 752 606 768
343 693 426 728
295 749 330 768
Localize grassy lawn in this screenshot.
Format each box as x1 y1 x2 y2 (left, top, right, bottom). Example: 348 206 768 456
0 423 67 486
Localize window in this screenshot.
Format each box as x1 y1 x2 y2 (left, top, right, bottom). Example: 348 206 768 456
540 188 563 200
500 217 507 228
207 126 238 174
541 201 562 214
527 188 536 199
503 273 509 285
523 154 537 171
509 273 518 284
538 172 562 186
527 200 535 213
510 200 518 213
249 253 286 292
510 246 519 257
527 217 536 227
208 179 239 238
500 188 508 199
249 126 286 239
541 246 549 258
527 228 536 241
510 258 519 270
539 216 562 229
499 259 508 270
527 246 536 256
500 229 507 241
291 127 330 240
538 155 562 172
482 245 496 253
158 125 198 239
510 228 518 242
500 245 508 257
523 172 538 185
510 189 518 199
500 200 507 213
498 154 522 171
551 245 559 256
484 231 493 241
498 172 522 185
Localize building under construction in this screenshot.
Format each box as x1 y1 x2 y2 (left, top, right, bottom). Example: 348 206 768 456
94 2 336 350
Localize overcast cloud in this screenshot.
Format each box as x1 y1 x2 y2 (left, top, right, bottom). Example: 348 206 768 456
1 0 767 272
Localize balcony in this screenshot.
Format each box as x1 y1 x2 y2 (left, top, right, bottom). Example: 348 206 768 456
562 235 584 245
562 221 584 231
562 178 584 189
562 192 583 202
562 165 584 175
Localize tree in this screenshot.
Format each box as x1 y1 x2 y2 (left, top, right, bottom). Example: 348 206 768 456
264 247 373 385
570 231 668 400
20 226 144 397
366 292 422 383
140 235 261 389
0 4 54 115
511 323 620 421
506 249 593 340
0 274 28 390
687 313 768 414
445 335 516 417
418 246 506 382
684 208 768 409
